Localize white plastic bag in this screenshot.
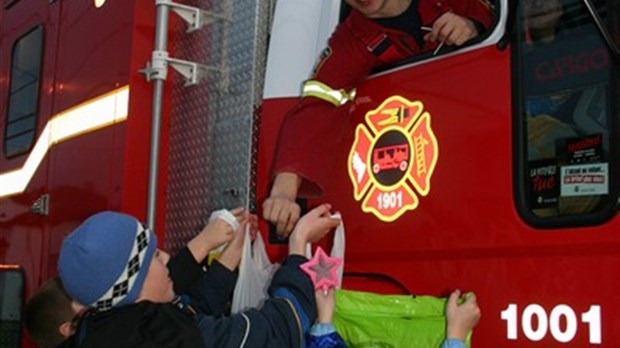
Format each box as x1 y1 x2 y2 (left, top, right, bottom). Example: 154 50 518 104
231 226 279 313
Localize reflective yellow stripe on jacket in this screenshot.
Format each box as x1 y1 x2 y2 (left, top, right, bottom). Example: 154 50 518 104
301 80 356 106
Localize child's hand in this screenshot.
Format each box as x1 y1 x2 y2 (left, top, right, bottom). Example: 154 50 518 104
231 207 246 223
315 287 336 324
203 207 248 248
219 216 253 271
289 204 340 255
187 208 245 263
201 218 235 250
446 290 481 341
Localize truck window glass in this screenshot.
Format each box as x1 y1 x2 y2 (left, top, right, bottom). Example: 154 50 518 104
4 26 43 158
516 0 618 224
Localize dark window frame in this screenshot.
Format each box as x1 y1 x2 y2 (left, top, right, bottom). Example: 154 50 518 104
3 25 44 158
511 0 619 229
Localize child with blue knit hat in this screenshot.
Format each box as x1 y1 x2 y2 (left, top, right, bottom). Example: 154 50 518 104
59 211 157 310
24 208 247 348
58 204 341 348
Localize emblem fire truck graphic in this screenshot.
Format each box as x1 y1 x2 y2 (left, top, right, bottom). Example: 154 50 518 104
348 96 439 222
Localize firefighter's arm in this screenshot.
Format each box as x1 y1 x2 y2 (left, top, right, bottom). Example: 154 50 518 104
309 21 375 93
263 172 302 236
266 22 373 235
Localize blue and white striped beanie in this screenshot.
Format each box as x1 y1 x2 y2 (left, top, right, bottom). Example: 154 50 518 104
59 211 157 311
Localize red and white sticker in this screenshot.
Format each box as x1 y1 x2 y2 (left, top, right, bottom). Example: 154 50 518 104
560 163 608 196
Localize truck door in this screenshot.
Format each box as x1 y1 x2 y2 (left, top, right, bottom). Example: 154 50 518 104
0 0 60 346
259 0 619 346
43 0 135 280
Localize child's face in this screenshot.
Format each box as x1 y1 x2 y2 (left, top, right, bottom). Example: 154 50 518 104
138 249 175 303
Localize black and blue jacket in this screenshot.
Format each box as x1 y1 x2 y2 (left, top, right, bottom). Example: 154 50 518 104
62 253 315 348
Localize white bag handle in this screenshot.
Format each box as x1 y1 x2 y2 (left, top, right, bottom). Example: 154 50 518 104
331 214 345 287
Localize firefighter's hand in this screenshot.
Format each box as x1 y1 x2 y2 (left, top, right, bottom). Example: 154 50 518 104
446 290 481 341
263 194 301 237
263 172 302 236
288 204 340 256
424 12 479 46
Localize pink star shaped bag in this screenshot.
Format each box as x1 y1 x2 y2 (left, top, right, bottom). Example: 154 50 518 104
305 213 345 289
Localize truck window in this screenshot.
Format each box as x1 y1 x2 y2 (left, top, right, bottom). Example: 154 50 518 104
515 0 619 225
4 26 43 157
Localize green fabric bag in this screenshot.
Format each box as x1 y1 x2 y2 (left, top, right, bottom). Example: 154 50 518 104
333 289 472 348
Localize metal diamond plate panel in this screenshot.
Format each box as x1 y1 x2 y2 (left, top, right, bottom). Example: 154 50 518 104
165 0 272 253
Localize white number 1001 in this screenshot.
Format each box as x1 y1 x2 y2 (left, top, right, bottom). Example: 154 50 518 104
501 304 601 344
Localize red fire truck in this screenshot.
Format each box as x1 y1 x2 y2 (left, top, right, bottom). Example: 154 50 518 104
1 0 618 347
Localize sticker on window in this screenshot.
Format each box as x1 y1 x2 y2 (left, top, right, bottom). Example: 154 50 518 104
560 163 608 197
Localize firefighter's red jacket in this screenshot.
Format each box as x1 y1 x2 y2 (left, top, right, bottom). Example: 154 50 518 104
273 0 494 197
